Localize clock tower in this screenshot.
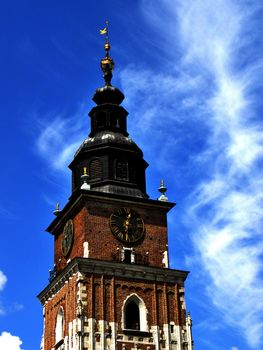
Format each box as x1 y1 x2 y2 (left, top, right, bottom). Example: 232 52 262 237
38 32 194 350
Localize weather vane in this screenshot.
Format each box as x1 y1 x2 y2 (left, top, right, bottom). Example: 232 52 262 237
99 20 114 86
100 20 109 42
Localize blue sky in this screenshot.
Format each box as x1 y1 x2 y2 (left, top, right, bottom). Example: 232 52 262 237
0 1 262 349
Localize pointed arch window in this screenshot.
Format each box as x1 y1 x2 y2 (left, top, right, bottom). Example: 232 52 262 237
123 294 148 332
55 307 64 344
125 300 140 329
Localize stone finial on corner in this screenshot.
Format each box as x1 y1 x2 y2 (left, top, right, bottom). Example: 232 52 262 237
81 167 91 190
158 179 168 202
53 202 61 216
187 312 192 326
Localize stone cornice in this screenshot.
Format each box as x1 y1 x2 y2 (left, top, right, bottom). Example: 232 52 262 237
37 257 189 304
46 190 175 235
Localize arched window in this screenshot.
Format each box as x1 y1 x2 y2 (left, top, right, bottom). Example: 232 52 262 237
125 300 140 329
115 159 128 181
55 307 64 343
123 294 148 331
110 113 117 127
96 111 106 128
89 159 102 180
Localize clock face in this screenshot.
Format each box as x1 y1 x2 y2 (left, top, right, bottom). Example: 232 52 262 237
110 208 145 244
62 219 74 257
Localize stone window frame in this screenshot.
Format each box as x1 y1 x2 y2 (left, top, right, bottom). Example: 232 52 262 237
120 247 135 264
122 294 148 332
55 307 64 344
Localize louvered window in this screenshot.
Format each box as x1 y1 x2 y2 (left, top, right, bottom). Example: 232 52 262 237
89 159 102 180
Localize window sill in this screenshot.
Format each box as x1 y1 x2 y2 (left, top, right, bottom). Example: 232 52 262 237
122 329 152 337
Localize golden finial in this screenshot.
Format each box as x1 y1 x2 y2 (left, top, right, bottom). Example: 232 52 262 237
99 20 114 86
83 167 87 175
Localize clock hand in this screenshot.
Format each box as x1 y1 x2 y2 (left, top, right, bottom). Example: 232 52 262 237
124 213 131 232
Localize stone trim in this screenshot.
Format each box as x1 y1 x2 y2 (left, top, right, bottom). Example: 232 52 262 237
46 191 175 235
38 258 189 304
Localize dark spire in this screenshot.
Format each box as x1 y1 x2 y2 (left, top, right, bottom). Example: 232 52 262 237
69 24 148 198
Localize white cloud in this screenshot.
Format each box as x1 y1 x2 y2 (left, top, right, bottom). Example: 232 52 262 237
0 303 5 316
0 275 24 344
0 271 24 316
0 332 23 350
35 104 88 171
0 271 7 291
140 0 263 348
118 67 206 174
172 0 263 348
0 271 7 315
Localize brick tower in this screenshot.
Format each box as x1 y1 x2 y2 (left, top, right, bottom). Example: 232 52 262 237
38 30 194 350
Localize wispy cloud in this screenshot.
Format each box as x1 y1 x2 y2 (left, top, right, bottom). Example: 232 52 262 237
119 67 206 174
0 332 23 350
0 271 24 316
0 206 13 219
138 0 263 348
0 271 7 291
35 104 88 172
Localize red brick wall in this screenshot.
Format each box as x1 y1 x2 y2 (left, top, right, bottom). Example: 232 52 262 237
83 274 184 328
54 199 168 272
43 274 78 350
44 196 183 350
43 272 185 350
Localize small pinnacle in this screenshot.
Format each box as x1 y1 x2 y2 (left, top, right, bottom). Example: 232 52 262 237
187 312 192 325
77 299 83 317
158 179 168 202
53 202 61 216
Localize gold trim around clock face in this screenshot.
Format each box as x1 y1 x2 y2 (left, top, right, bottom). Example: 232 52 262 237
110 207 145 244
62 219 74 257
